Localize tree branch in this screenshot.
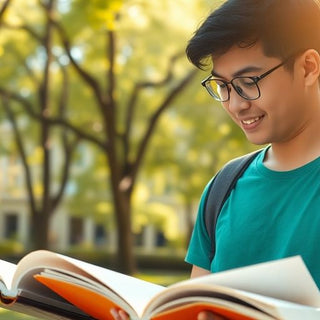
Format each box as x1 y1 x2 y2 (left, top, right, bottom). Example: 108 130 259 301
38 0 56 215
49 49 75 212
1 22 44 42
0 0 11 24
0 88 108 149
50 18 107 108
2 97 37 215
123 52 186 164
131 69 198 184
51 137 79 211
107 30 116 109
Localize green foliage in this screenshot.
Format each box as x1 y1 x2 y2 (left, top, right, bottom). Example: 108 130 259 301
0 240 24 256
0 0 257 256
63 0 123 32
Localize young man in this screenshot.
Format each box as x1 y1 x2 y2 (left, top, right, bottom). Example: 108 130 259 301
185 0 320 318
112 0 320 319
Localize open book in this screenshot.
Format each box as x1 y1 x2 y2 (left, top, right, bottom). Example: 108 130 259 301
0 251 319 320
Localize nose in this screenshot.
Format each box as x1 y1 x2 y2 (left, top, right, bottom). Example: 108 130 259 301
225 87 251 114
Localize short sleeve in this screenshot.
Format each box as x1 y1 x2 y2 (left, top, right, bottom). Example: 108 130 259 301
185 180 213 271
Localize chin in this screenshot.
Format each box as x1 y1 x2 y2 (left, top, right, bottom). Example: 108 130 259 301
245 134 270 146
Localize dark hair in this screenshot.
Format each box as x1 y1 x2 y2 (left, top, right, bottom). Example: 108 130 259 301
186 0 320 69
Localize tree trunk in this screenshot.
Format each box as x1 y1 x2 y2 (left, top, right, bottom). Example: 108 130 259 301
30 211 50 250
113 187 135 274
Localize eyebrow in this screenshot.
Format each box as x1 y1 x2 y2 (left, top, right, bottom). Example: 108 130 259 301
211 65 264 79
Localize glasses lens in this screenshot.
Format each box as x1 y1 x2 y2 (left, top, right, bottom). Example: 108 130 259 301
205 79 229 102
231 77 259 100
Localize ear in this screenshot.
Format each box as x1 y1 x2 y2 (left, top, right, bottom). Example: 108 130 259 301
299 49 320 86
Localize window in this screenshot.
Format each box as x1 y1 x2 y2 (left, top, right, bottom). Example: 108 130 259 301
94 224 106 246
69 217 84 245
4 213 18 239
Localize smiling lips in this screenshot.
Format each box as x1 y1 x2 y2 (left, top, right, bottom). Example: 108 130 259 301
241 116 263 126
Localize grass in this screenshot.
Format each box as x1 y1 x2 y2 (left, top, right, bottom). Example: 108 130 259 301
0 309 38 320
0 270 189 319
136 270 189 286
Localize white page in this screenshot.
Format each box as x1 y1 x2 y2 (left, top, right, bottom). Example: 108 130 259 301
59 254 165 317
13 250 164 317
170 256 320 307
236 290 320 320
0 259 17 290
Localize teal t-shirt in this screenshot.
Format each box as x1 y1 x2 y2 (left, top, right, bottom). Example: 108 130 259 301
185 148 320 288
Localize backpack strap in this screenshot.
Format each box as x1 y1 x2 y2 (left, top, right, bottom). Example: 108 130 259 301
204 149 262 262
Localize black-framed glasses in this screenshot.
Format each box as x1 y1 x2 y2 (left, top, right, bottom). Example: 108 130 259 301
201 56 294 102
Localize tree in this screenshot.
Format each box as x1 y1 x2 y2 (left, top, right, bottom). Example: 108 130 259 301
0 0 80 249
0 0 206 274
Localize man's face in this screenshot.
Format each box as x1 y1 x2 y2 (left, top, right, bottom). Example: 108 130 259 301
211 44 308 146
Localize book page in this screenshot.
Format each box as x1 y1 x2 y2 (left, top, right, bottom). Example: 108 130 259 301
14 250 164 317
141 256 320 317
143 283 320 320
58 254 165 316
148 297 275 320
0 259 17 295
236 291 320 320
168 256 320 307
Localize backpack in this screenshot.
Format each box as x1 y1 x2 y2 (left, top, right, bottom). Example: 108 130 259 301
204 149 262 262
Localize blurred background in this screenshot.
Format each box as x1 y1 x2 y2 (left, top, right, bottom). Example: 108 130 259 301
0 0 256 318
